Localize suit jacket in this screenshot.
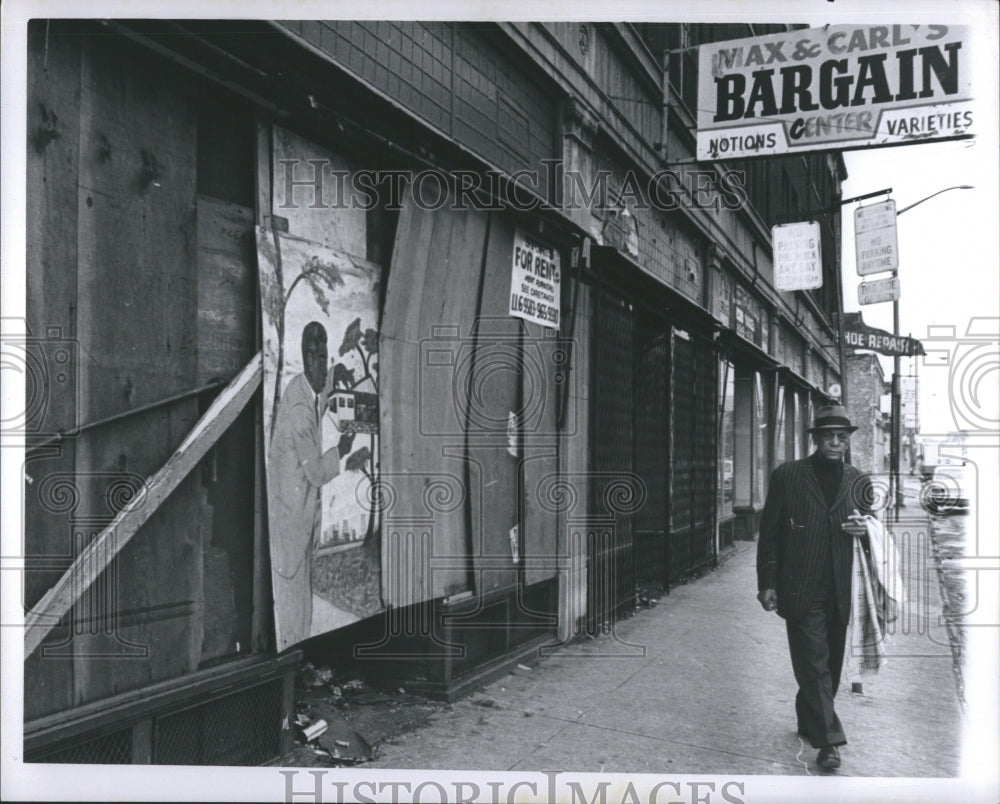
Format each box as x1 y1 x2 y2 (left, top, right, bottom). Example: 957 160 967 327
267 372 341 579
757 454 873 623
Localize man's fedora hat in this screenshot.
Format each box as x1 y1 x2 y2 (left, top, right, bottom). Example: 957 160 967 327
808 404 858 434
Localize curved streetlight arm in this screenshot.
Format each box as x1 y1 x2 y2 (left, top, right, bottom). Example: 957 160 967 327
882 182 972 522
896 184 974 216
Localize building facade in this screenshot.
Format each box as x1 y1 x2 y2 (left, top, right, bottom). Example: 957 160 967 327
22 19 847 764
844 353 891 476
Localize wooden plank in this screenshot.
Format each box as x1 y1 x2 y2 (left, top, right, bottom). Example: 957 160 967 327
381 198 489 605
255 113 271 228
467 214 521 595
414 205 487 597
559 280 590 639
23 19 83 720
24 353 263 658
196 196 258 663
71 33 203 704
271 124 366 256
191 510 207 671
251 393 272 652
521 315 560 586
384 194 436 348
381 199 455 606
252 112 272 652
24 650 300 749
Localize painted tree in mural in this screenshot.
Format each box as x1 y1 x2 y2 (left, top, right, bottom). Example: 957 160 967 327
258 237 346 437
334 316 380 544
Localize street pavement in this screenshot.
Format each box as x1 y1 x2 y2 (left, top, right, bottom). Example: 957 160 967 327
363 493 965 778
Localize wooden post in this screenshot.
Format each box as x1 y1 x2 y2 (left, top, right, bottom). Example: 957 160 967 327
252 111 272 652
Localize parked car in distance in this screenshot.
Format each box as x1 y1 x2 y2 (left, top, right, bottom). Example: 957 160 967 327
922 463 971 514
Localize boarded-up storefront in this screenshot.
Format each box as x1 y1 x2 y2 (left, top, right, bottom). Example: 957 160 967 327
23 23 295 765
365 194 569 695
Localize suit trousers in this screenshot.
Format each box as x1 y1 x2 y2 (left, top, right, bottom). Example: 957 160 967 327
785 561 848 748
272 543 312 652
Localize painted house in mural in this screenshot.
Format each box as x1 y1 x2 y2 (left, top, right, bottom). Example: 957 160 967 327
330 388 379 434
22 19 848 764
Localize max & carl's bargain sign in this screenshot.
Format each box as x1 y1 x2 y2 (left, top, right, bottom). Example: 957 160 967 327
697 25 973 160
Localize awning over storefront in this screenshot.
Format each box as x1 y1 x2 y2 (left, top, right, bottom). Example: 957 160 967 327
716 328 777 371
590 244 721 334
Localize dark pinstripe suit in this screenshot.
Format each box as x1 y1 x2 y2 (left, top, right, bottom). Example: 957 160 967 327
757 453 873 747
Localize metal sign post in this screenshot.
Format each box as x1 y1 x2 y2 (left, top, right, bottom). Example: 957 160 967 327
847 187 971 522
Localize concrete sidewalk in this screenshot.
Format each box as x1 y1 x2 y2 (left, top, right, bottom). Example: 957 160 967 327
364 530 964 777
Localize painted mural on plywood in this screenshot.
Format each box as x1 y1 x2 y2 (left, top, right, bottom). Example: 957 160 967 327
257 225 383 651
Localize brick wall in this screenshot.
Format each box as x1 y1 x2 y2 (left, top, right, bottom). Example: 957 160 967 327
845 353 888 476
277 21 558 198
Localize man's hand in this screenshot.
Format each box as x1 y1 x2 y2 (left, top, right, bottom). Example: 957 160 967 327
757 588 777 612
842 508 868 538
337 431 356 459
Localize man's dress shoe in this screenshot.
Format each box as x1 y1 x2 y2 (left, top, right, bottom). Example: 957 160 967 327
817 745 841 770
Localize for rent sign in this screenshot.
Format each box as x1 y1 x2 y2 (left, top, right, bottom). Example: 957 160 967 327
509 229 561 329
697 25 973 159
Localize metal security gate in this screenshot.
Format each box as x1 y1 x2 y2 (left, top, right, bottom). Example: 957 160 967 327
669 331 718 582
634 309 670 595
587 290 636 633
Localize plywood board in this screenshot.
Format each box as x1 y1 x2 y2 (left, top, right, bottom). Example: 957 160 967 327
381 198 490 605
22 20 84 719
271 125 366 257
520 318 560 586
196 197 257 385
65 35 203 704
466 214 521 594
257 223 384 650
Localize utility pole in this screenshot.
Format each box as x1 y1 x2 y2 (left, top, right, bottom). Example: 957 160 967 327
889 185 973 521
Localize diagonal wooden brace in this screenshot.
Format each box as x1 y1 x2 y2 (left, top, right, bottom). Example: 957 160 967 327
24 352 263 659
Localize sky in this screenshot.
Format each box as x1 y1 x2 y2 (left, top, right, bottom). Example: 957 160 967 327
827 3 999 440
839 134 999 438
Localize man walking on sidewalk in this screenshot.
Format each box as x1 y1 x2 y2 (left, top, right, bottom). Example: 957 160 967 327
756 404 873 771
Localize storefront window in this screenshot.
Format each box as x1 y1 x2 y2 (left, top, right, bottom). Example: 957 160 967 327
733 365 753 506
753 373 769 505
733 366 776 507
801 395 814 458
718 360 735 516
786 388 800 460
775 384 787 467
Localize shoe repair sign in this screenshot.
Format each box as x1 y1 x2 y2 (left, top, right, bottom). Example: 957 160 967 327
697 25 974 159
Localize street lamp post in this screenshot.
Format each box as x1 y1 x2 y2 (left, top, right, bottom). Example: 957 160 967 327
889 185 974 520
